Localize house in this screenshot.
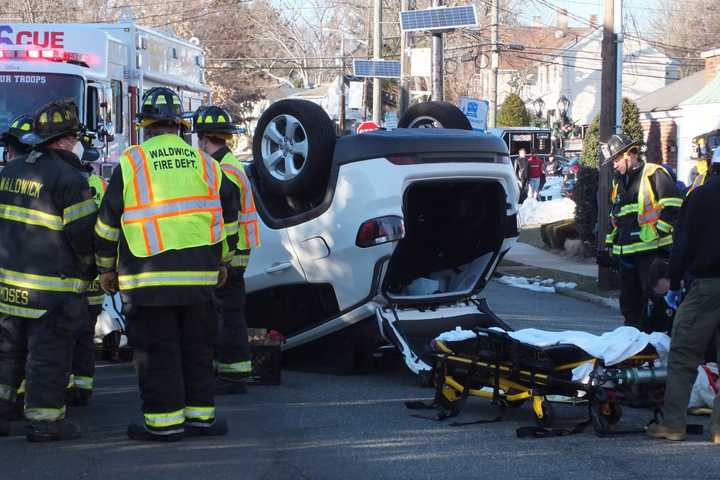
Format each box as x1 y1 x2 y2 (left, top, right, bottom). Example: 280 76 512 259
636 70 705 167
529 29 678 126
637 48 720 184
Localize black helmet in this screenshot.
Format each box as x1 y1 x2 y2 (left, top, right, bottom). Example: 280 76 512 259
192 105 241 136
137 87 189 128
0 115 34 146
601 134 642 166
21 99 81 146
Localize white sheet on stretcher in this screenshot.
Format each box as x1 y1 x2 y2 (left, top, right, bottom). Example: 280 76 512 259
435 326 671 383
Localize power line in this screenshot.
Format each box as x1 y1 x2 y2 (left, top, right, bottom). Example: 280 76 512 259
514 54 679 81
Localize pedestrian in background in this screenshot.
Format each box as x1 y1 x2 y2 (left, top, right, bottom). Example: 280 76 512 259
527 148 544 200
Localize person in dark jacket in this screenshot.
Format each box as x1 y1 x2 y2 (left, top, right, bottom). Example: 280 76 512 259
600 134 682 330
1 115 33 164
647 148 720 443
0 99 97 442
515 148 529 203
95 88 239 442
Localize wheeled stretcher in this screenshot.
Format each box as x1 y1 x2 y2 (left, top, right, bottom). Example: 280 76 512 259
407 327 668 436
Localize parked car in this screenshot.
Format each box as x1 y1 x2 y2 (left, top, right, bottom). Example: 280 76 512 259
101 100 521 372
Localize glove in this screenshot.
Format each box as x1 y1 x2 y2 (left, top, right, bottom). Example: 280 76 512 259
100 271 118 294
665 290 682 310
217 265 229 288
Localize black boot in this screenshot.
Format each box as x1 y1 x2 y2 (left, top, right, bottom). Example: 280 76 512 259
26 420 81 442
185 418 228 437
127 423 184 442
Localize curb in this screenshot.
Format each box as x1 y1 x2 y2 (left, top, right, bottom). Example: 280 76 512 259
556 287 620 313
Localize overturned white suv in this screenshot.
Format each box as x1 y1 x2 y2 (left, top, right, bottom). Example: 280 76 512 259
236 99 519 370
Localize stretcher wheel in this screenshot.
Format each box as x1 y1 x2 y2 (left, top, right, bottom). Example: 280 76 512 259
592 402 622 433
535 402 555 428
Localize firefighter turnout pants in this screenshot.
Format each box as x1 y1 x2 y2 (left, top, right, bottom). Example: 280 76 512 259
0 295 87 423
127 302 218 435
618 252 658 331
661 278 720 431
215 268 251 381
69 305 102 400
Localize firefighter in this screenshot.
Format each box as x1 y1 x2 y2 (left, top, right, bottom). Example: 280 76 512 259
94 87 239 441
1 115 34 163
0 99 97 442
193 106 260 394
647 147 720 442
67 138 106 407
599 134 682 331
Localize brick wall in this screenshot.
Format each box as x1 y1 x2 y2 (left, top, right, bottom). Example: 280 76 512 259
642 118 678 167
702 49 720 84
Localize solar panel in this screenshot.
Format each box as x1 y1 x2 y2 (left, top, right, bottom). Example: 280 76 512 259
400 5 478 32
352 59 402 79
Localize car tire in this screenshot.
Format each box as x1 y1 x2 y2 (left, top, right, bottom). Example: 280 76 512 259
252 99 336 196
398 101 472 130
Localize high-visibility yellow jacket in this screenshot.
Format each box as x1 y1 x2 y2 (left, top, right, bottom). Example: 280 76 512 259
605 162 683 256
94 134 239 306
212 147 261 268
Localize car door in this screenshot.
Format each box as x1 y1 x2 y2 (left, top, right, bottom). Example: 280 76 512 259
244 221 306 294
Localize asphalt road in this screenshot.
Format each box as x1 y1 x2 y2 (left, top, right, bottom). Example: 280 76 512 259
2 281 718 480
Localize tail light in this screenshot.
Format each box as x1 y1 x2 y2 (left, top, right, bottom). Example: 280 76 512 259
356 216 405 248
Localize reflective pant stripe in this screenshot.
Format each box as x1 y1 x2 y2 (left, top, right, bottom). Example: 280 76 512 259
185 406 215 421
0 384 16 401
63 199 97 225
95 218 120 241
145 409 185 428
67 374 74 389
119 271 219 290
0 267 88 293
217 361 252 374
0 302 46 319
95 255 116 269
25 406 66 421
17 379 25 396
72 376 94 390
0 204 63 230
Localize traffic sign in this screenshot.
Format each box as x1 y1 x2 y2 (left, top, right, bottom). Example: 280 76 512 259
357 121 381 134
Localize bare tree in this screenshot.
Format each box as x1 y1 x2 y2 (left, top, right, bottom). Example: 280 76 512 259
648 0 720 77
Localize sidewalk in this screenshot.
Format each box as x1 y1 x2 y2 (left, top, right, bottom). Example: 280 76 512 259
505 241 598 279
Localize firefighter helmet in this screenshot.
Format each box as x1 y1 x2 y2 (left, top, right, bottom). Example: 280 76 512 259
137 87 190 128
192 105 241 137
601 134 642 166
21 99 81 146
0 115 34 146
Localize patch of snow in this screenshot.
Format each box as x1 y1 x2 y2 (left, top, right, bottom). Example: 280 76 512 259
435 327 485 342
518 196 576 227
497 275 578 293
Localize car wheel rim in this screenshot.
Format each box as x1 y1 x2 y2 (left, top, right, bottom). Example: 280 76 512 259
260 114 309 182
407 115 443 128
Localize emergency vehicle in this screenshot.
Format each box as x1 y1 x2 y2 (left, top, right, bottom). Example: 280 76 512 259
0 23 209 176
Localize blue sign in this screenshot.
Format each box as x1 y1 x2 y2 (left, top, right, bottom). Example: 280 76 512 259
458 96 488 131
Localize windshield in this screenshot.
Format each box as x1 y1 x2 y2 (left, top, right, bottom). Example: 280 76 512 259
0 73 84 133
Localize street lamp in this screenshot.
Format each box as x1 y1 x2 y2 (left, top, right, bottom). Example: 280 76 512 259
557 95 570 117
532 97 545 118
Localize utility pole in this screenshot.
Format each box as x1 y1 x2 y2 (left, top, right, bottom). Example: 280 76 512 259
338 35 346 135
372 0 382 123
488 0 499 128
431 0 444 101
597 0 622 288
399 0 412 115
